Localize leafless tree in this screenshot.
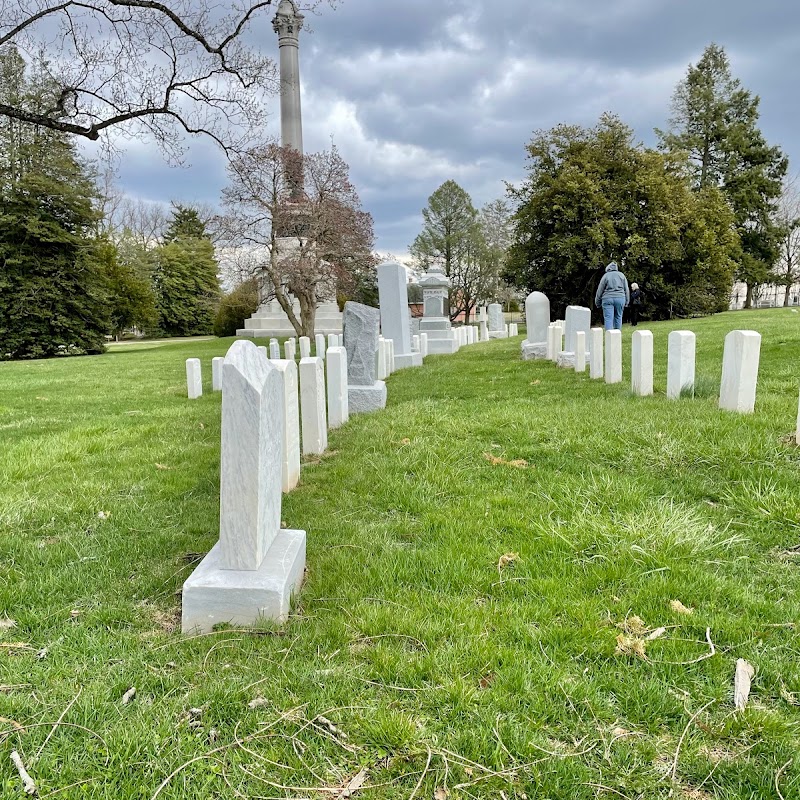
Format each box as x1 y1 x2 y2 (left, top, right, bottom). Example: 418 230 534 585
0 0 334 158
774 173 800 306
219 143 375 337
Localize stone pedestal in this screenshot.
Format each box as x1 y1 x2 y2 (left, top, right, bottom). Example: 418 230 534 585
521 341 547 360
349 381 387 413
418 266 459 354
237 299 343 339
378 261 422 370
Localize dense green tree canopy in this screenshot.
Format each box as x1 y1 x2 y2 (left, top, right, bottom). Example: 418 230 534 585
506 114 738 320
0 48 110 359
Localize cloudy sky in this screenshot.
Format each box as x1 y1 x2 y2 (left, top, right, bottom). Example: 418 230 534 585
99 0 800 259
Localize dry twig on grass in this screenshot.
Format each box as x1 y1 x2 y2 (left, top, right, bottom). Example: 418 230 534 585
775 759 792 800
668 699 716 796
11 750 37 795
733 659 755 711
34 688 82 761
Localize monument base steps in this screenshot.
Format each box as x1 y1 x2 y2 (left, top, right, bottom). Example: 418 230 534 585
521 341 547 361
488 331 509 340
393 353 423 370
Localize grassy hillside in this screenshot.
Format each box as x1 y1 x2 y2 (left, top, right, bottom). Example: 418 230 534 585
0 309 799 798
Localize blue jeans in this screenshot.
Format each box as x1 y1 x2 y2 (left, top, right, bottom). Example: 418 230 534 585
601 297 625 330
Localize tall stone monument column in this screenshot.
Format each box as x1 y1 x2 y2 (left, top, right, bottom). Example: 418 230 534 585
273 0 304 155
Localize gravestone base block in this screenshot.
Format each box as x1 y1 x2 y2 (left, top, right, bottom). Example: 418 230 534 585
557 351 576 368
348 381 387 414
521 340 547 360
393 352 423 370
488 330 509 340
182 530 306 634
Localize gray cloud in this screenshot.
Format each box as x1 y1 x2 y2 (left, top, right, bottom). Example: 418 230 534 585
98 0 800 258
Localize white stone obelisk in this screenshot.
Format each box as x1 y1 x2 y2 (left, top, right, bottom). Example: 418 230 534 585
273 1 304 156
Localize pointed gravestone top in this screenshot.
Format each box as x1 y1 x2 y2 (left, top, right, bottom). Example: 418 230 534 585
219 340 284 571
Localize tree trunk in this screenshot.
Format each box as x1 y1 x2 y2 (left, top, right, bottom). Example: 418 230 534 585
297 291 316 338
784 282 792 307
744 283 754 309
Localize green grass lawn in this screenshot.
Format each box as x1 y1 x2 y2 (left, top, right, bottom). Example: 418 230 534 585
1 309 799 799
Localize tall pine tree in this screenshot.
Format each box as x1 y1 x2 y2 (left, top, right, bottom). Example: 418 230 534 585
0 48 110 359
659 44 787 308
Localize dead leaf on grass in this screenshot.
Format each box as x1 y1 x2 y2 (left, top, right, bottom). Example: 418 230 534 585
97 511 110 520
497 553 520 573
0 717 24 731
530 380 541 386
478 673 494 690
670 599 694 615
336 767 368 798
615 634 647 660
617 615 648 636
248 697 270 709
35 396 49 401
0 618 16 631
646 627 667 641
400 438 411 445
121 687 136 705
155 463 173 471
434 789 450 800
0 642 33 652
483 453 528 468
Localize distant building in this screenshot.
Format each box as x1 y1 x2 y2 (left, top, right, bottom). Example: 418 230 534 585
730 281 800 309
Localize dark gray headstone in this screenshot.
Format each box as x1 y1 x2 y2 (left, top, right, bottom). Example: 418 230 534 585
343 302 380 386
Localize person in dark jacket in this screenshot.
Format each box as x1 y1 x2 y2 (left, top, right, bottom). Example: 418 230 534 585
594 261 630 330
629 282 643 326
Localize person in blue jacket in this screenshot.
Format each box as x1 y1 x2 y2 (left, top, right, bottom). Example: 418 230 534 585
594 261 630 330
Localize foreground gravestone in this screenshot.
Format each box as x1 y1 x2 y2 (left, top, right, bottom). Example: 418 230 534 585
487 303 508 339
575 331 586 373
212 357 224 392
521 291 550 360
605 329 622 384
181 341 306 633
343 302 387 413
186 359 202 399
300 357 327 453
272 360 301 492
377 261 422 369
667 331 696 400
631 330 653 396
719 330 761 413
326 346 349 429
589 328 604 379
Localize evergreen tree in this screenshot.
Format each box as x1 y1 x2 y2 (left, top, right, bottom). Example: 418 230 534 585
0 48 110 359
152 206 220 335
659 43 787 307
506 115 738 320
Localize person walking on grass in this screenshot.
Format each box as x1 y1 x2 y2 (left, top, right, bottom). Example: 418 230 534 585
595 261 630 331
629 282 643 326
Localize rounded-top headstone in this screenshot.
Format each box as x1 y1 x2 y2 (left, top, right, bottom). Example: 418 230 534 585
525 292 550 344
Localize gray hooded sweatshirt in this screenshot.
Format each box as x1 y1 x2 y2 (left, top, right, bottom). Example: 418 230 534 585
594 262 630 307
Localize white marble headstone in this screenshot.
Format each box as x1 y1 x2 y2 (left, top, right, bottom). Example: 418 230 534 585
631 330 653 396
315 333 326 360
326 346 349 429
299 356 328 454
218 341 283 570
719 330 761 413
574 331 586 373
271 359 301 493
605 329 622 384
299 336 311 359
589 328 604 379
186 359 202 399
212 357 224 392
667 331 695 400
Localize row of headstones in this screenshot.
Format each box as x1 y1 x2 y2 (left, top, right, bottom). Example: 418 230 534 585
522 292 762 413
